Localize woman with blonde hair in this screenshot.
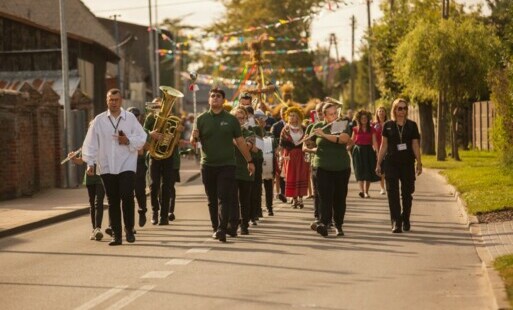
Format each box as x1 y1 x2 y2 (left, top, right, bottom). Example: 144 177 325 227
374 106 388 195
376 98 422 233
279 107 310 208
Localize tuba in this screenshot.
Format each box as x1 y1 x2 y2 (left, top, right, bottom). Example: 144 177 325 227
148 86 184 160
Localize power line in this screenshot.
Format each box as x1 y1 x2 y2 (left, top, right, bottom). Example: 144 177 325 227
93 0 216 13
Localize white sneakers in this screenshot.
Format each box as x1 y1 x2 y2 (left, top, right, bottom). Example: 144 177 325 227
380 188 386 195
90 228 103 241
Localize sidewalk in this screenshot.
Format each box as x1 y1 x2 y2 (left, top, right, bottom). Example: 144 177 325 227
0 157 201 238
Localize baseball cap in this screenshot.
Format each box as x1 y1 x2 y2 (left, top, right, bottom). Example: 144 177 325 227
239 92 252 99
254 109 268 121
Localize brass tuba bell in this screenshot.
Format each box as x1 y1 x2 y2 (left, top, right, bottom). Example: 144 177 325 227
148 86 184 160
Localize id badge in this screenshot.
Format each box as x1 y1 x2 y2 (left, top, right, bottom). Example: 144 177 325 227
397 143 407 151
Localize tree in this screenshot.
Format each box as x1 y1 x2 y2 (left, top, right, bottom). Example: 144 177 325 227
394 17 500 160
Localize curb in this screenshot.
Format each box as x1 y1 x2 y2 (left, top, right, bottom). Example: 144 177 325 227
0 170 201 240
0 206 90 239
426 169 511 310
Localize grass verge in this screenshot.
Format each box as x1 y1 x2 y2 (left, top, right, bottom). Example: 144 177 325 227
494 255 513 308
422 150 513 215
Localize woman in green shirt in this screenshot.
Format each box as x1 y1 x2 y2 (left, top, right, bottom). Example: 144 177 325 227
311 103 352 237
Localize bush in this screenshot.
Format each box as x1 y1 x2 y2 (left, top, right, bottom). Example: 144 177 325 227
489 68 513 167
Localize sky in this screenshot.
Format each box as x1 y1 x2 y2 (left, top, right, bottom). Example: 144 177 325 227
82 0 488 62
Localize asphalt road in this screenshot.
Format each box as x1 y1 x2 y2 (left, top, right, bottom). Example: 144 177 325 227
0 173 494 309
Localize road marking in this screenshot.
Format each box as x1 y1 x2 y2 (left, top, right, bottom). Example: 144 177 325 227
166 258 193 265
186 248 211 254
106 285 155 310
141 271 174 279
74 285 128 310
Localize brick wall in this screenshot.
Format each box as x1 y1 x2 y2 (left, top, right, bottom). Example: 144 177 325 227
0 83 62 200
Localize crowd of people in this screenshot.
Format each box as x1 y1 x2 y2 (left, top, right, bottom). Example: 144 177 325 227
70 86 422 246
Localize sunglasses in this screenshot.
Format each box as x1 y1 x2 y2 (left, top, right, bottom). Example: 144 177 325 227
397 106 408 112
210 93 223 99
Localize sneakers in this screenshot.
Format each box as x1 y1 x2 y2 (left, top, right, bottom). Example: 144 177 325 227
316 223 328 237
213 230 226 242
335 226 344 236
94 228 103 241
358 192 364 198
310 221 319 231
364 193 370 198
380 188 386 195
89 230 96 240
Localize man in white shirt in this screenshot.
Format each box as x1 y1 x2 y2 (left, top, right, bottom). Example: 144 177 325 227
82 89 147 246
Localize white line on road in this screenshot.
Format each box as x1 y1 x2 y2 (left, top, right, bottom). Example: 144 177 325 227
186 248 211 254
74 285 128 310
140 271 174 279
106 285 155 310
166 258 193 265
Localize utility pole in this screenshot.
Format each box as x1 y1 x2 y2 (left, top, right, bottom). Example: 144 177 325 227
59 0 73 188
173 29 181 112
154 0 160 95
148 0 156 99
110 14 122 94
350 15 356 110
442 0 450 19
390 0 394 11
366 0 375 110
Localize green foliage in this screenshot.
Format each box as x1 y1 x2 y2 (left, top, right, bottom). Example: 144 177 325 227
494 254 513 308
423 150 513 214
394 17 500 104
489 68 513 167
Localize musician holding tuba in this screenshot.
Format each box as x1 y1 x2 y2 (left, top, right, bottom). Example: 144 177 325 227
143 86 184 226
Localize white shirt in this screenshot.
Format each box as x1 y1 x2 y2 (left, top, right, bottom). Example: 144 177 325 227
82 108 147 175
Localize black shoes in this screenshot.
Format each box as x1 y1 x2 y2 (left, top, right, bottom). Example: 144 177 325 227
402 220 411 232
213 230 226 242
158 219 169 225
105 227 113 237
316 223 328 237
126 231 136 243
278 194 287 203
109 237 122 246
310 221 319 231
139 213 146 227
358 192 365 198
240 227 249 235
267 208 274 216
168 213 176 222
335 226 344 236
151 212 158 225
392 221 403 233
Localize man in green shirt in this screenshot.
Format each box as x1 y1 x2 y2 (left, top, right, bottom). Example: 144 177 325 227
191 87 255 242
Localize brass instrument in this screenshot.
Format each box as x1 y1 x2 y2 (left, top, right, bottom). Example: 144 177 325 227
148 86 184 160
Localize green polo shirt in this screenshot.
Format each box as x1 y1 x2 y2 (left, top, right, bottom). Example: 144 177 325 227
196 109 242 166
235 128 255 181
312 121 351 171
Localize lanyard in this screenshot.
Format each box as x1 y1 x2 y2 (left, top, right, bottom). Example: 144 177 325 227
108 116 122 134
396 121 405 144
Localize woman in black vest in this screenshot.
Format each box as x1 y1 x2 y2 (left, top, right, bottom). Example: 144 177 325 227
376 98 422 233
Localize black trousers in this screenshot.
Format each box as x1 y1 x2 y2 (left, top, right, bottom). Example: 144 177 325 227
311 166 319 218
86 183 105 229
135 159 147 214
169 169 179 214
235 179 252 228
317 167 351 227
263 179 273 210
384 161 415 225
201 165 236 232
250 158 263 219
101 171 136 238
149 156 174 219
